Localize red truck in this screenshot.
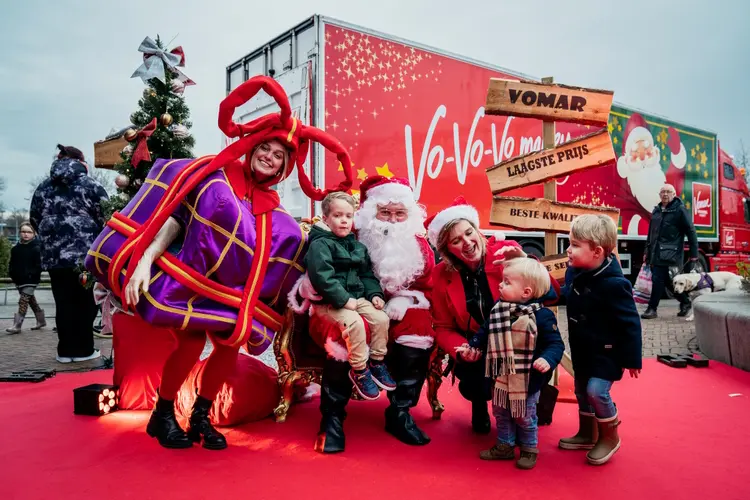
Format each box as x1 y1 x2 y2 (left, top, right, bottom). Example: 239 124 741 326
224 15 750 288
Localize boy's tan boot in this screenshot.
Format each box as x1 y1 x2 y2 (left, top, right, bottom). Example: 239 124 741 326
479 443 515 460
516 446 538 470
558 411 598 450
586 413 621 465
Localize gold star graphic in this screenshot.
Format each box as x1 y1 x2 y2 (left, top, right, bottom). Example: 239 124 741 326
376 163 395 179
658 129 668 145
357 168 368 181
687 164 692 172
700 151 707 166
686 201 691 209
608 123 614 133
704 170 708 179
613 137 618 145
691 147 696 158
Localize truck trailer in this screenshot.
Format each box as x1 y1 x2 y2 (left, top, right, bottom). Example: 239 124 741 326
224 15 750 288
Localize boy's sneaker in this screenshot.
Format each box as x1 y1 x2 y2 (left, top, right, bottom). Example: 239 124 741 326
349 368 380 401
369 361 396 391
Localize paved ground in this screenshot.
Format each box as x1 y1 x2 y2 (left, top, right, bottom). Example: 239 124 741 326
0 287 697 377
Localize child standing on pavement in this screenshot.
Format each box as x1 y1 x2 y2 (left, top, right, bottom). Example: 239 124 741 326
305 192 395 401
6 222 46 334
458 257 564 470
557 214 642 465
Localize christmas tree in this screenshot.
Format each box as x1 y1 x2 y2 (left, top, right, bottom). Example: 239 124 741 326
103 35 195 217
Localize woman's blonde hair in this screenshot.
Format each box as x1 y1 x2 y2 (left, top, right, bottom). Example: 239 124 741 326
436 218 487 271
250 140 291 181
570 214 617 254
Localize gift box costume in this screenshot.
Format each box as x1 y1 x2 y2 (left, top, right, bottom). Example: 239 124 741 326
86 76 353 449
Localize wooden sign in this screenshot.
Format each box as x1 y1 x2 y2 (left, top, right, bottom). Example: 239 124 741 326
485 78 614 126
489 196 620 233
541 254 569 281
93 136 128 169
486 129 616 194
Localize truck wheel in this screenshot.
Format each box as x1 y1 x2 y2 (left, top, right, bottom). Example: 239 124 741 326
520 241 544 260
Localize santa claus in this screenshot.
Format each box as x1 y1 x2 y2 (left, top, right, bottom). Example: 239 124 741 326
295 175 435 453
616 112 687 235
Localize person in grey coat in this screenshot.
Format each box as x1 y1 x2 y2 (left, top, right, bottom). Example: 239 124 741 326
30 145 109 363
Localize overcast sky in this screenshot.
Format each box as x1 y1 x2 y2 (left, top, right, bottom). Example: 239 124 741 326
1 0 747 211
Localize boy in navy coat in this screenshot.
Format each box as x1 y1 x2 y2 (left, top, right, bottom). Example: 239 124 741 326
558 214 642 465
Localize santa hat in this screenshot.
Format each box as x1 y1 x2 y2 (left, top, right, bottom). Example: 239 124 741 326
619 113 687 177
358 175 414 208
425 196 484 248
666 126 687 170
621 113 652 156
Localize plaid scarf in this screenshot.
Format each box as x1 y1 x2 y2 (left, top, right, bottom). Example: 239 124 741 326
485 301 541 418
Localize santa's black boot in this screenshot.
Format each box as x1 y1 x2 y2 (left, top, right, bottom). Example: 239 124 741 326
314 357 353 454
384 343 431 445
187 394 227 450
146 394 193 449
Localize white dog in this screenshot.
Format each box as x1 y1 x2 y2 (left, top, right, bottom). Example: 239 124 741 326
671 271 743 321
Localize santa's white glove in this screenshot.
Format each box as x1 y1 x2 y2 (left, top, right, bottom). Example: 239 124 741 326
384 296 412 321
298 273 321 301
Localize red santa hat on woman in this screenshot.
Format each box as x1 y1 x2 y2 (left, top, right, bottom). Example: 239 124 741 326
358 175 415 208
425 196 494 248
618 112 686 177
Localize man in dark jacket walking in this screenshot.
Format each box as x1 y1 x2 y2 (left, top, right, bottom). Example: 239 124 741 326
641 183 698 319
30 145 109 363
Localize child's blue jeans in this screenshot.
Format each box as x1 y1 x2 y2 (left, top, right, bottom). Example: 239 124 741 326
493 391 540 448
575 376 617 419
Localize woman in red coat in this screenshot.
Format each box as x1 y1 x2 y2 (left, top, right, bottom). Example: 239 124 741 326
427 197 560 433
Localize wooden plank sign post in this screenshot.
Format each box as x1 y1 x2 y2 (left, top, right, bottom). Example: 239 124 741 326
94 136 128 170
541 254 569 282
485 78 614 126
485 76 619 383
486 129 616 194
489 196 620 233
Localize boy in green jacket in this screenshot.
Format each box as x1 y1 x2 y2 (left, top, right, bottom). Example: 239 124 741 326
306 192 394 400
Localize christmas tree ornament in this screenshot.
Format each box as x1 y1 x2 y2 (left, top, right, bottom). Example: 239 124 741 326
130 118 158 167
171 79 185 94
130 36 191 85
79 272 88 286
160 113 173 126
171 124 189 138
115 174 131 188
122 144 134 156
124 128 138 142
134 178 144 187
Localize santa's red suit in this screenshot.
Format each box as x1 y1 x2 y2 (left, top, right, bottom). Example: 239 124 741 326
616 112 687 235
291 175 436 452
288 176 436 360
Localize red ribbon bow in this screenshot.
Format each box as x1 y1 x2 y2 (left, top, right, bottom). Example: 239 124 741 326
131 118 158 168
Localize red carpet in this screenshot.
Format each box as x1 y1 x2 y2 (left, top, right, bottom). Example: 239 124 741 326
1 359 748 500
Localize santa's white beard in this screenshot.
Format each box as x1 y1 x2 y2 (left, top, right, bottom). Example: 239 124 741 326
358 218 425 294
623 152 665 210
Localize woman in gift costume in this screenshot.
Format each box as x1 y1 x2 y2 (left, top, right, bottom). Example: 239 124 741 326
428 197 559 434
116 76 353 450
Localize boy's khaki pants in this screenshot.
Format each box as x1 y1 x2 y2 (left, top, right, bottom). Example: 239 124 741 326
313 298 390 371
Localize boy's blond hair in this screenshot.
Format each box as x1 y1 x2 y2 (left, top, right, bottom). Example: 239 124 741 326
321 191 356 216
570 214 617 254
502 257 550 300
